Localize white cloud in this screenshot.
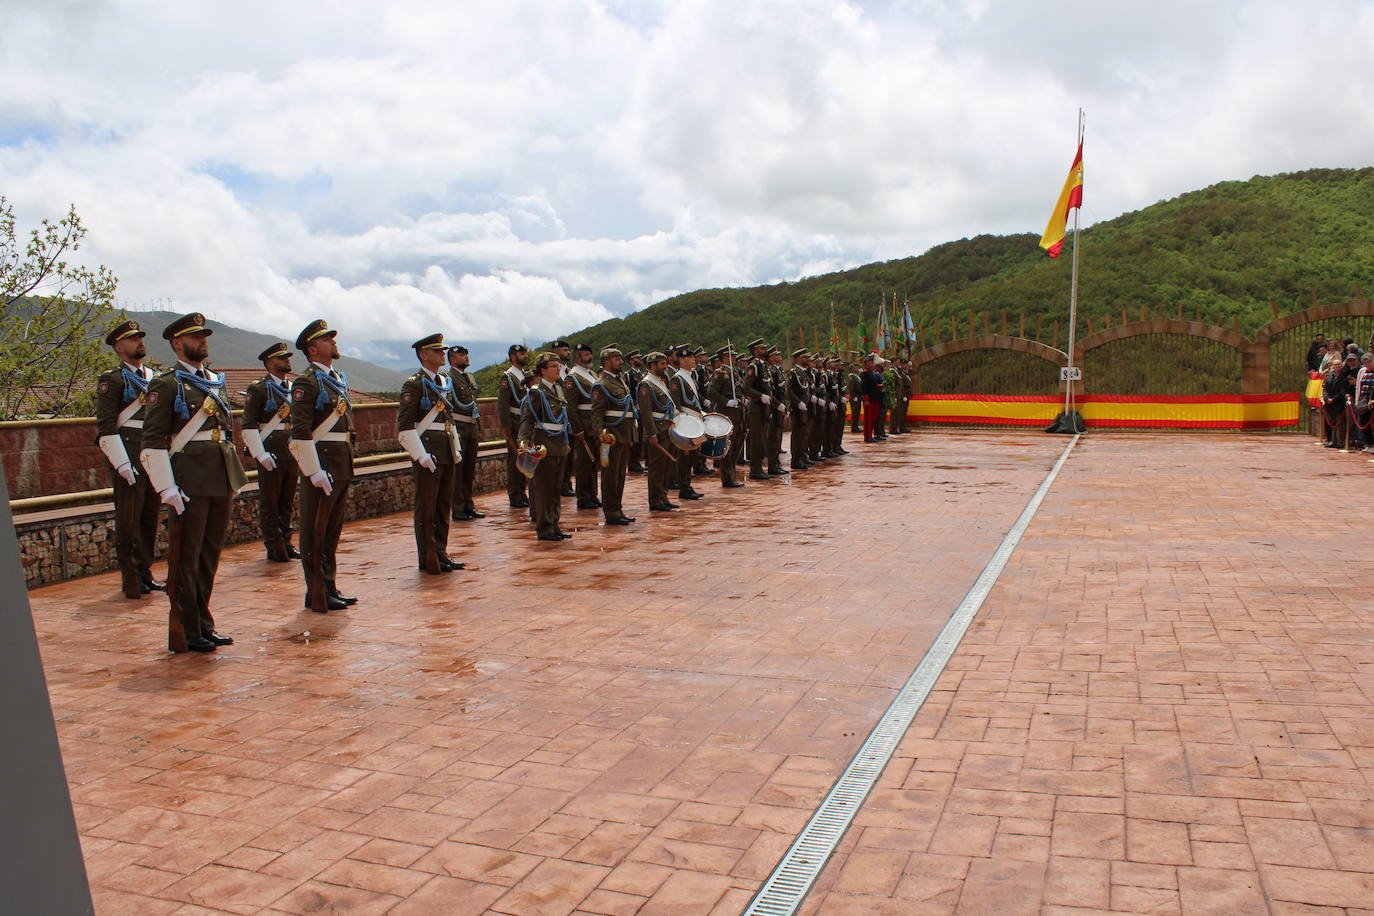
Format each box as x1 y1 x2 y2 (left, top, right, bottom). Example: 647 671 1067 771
2 0 1373 358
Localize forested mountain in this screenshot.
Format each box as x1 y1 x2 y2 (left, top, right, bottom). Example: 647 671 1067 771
475 167 1374 393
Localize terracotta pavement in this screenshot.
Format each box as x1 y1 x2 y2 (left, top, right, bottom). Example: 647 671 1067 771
27 432 1374 914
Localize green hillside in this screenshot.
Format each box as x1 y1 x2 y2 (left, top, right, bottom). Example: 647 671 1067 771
475 167 1374 394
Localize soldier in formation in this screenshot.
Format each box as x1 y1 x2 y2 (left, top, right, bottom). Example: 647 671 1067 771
396 333 464 574
140 313 246 652
96 319 163 599
289 319 358 612
241 342 299 562
105 314 917 651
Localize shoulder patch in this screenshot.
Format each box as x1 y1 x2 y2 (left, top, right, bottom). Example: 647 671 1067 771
98 380 110 393
147 390 159 406
401 391 414 403
293 388 305 401
499 377 509 389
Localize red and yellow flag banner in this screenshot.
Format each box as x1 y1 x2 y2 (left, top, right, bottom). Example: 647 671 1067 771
905 392 1299 429
1039 142 1084 258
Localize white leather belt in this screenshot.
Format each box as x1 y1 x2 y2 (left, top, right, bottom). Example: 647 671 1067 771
188 430 221 442
452 413 477 424
537 422 566 433
650 411 666 419
318 432 349 442
120 419 144 429
508 406 522 415
605 410 631 418
577 404 593 411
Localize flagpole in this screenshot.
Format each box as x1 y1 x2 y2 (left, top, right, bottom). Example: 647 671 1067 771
1063 108 1083 420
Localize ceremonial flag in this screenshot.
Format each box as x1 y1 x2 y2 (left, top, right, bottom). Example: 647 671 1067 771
902 298 915 351
876 302 892 353
830 301 840 349
1039 141 1084 258
857 304 869 347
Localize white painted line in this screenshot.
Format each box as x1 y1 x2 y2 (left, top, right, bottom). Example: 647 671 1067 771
742 434 1080 916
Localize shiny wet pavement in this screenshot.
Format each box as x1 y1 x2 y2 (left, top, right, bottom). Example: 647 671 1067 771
36 432 1370 914
36 432 1060 914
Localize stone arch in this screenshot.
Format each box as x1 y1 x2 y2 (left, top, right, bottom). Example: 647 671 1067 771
909 335 1066 371
1074 318 1250 359
1252 299 1374 344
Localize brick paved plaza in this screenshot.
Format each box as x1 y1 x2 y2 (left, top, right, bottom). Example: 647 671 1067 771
27 432 1374 914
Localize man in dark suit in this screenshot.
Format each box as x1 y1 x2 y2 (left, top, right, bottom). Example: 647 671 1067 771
140 313 246 652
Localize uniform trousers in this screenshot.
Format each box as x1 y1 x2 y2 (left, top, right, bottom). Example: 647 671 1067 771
166 494 229 651
256 457 299 558
530 452 564 536
600 441 630 519
503 436 527 504
112 462 160 598
646 437 674 505
413 461 456 572
450 427 480 516
862 397 880 441
572 436 599 502
299 462 352 611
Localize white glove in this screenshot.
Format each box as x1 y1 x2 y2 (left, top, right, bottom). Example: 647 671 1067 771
726 398 739 408
810 395 818 403
799 402 808 412
309 470 333 496
160 487 188 515
760 394 771 405
116 463 138 486
257 452 278 471
776 402 785 413
419 453 438 472
830 401 837 410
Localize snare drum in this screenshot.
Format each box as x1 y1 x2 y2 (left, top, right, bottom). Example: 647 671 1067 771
667 412 707 451
699 412 734 458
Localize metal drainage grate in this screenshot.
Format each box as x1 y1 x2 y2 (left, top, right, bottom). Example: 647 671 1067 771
743 434 1080 916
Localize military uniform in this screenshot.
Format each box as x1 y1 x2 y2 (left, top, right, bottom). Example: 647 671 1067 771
624 350 646 473
519 362 573 539
140 313 246 652
668 352 705 501
895 363 913 433
564 359 601 508
788 351 814 470
445 349 484 520
809 360 830 462
767 353 789 474
705 351 746 488
847 366 863 433
241 343 299 562
638 356 678 509
497 348 530 507
397 334 464 574
586 348 639 524
691 348 713 476
741 341 774 480
289 320 357 612
95 320 161 599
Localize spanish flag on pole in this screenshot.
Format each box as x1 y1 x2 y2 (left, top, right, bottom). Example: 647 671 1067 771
1039 142 1083 258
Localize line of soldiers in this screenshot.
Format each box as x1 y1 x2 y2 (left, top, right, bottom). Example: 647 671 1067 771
486 338 863 539
97 313 915 651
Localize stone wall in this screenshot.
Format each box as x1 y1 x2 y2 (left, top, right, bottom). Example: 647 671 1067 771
1 399 506 502
16 448 509 589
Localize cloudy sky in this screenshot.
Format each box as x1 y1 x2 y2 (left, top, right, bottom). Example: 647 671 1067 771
3 0 1372 365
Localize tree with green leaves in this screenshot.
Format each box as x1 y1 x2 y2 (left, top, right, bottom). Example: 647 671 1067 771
0 197 119 419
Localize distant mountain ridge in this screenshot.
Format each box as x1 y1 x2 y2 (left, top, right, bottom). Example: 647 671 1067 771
471 166 1374 394
126 310 407 393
